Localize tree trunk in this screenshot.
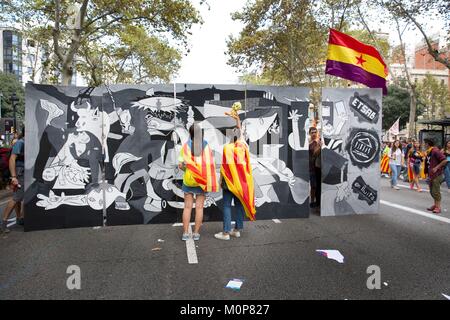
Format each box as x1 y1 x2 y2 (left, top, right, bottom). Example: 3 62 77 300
408 88 417 139
61 66 73 86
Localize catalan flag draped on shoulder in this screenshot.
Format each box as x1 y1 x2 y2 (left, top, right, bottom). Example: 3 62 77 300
221 141 256 221
380 154 391 174
326 28 388 94
181 140 218 192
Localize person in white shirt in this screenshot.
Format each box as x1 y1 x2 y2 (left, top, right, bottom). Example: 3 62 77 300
389 140 404 190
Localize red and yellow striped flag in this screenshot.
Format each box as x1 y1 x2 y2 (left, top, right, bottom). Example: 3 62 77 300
182 141 218 192
326 28 388 94
221 141 256 221
380 154 391 174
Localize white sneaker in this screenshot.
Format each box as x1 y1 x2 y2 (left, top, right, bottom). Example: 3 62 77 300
214 232 230 240
394 186 400 190
230 230 241 238
181 233 190 241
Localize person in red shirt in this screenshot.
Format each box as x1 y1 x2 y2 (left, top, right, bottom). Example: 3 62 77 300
424 139 448 214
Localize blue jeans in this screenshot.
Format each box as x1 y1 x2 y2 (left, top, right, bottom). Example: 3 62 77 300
445 162 450 189
390 164 401 187
222 189 244 233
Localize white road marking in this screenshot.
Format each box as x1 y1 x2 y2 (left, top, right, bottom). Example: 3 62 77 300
380 200 450 224
272 219 282 223
173 221 236 264
173 221 236 227
186 224 198 264
172 222 194 227
396 184 429 192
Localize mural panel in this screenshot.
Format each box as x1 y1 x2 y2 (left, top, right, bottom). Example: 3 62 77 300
320 88 382 216
25 84 311 231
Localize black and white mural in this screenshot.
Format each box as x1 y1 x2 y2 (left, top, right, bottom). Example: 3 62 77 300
24 83 311 231
320 88 382 216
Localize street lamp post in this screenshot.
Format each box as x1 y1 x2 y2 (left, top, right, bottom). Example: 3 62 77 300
10 92 19 133
0 92 3 118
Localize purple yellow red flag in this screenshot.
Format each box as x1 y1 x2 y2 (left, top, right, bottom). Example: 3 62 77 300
325 28 388 94
221 141 256 221
182 141 218 192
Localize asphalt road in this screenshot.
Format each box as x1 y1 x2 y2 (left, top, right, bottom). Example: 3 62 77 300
0 178 449 300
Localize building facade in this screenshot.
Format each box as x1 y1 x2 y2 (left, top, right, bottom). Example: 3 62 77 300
0 26 86 86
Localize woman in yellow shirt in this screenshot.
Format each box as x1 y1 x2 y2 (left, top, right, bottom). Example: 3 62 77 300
178 123 217 241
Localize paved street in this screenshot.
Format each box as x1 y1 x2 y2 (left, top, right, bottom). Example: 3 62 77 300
0 178 449 300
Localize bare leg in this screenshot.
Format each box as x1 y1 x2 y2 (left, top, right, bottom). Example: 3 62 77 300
15 202 22 219
182 193 194 234
414 175 421 190
2 199 17 222
194 194 205 234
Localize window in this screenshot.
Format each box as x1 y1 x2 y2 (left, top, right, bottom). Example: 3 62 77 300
12 34 18 45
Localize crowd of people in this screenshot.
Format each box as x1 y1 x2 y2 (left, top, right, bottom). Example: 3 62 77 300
380 138 449 214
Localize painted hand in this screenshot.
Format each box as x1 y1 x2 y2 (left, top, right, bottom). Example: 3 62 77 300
36 191 65 210
204 196 216 208
288 110 302 122
336 181 351 202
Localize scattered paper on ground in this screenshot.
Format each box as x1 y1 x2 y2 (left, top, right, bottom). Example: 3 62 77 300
384 282 388 286
151 247 162 251
157 239 165 242
226 279 244 291
272 219 282 223
442 293 450 300
93 226 101 230
316 250 344 263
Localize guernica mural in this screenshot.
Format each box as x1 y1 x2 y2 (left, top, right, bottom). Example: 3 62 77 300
320 88 382 216
24 83 311 231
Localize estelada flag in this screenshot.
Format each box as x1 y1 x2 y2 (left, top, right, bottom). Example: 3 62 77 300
326 28 388 94
182 140 218 192
221 141 256 221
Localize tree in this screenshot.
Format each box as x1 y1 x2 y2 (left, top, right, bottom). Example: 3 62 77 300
227 0 331 102
416 73 450 120
382 84 420 131
2 0 203 85
0 71 25 122
226 0 389 106
378 0 450 69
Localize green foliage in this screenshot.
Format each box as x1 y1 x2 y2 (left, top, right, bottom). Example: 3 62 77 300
2 0 203 84
382 84 423 131
415 73 450 120
227 0 390 106
0 72 25 121
227 0 329 88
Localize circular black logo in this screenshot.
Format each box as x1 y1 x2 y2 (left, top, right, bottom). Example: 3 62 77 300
347 130 380 168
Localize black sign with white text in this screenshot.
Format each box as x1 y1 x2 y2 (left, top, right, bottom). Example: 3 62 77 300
349 93 380 123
